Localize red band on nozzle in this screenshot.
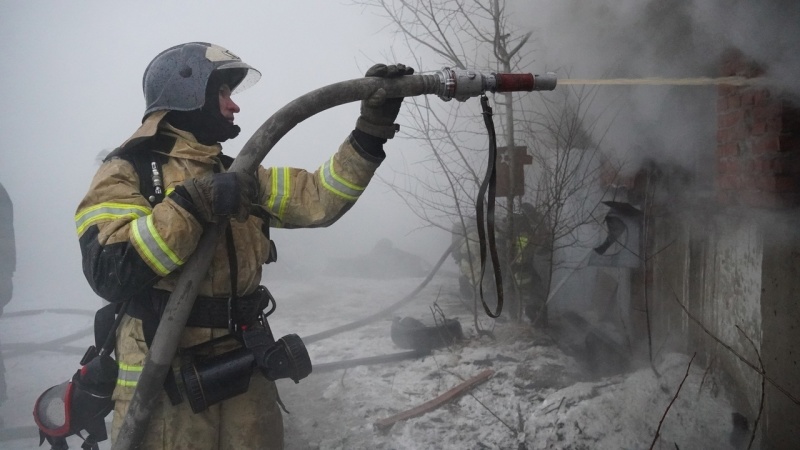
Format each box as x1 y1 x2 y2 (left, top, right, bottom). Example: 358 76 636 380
495 73 535 92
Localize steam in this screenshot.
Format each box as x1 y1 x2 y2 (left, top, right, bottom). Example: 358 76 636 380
693 0 800 94
514 0 800 174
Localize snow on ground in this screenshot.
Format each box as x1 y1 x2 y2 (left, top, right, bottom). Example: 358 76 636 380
1 266 742 449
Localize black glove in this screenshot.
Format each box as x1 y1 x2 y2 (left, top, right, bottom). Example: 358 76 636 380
356 63 415 139
181 171 258 223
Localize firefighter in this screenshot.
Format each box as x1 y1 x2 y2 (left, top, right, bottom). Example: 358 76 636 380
75 42 413 449
0 181 14 405
509 203 551 326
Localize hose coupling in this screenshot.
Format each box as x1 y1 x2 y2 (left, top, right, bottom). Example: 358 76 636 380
435 67 557 102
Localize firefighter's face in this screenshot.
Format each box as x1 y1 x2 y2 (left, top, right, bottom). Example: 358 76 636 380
218 84 240 122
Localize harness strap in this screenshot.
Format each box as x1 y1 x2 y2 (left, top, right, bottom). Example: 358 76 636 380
104 134 174 208
93 302 120 355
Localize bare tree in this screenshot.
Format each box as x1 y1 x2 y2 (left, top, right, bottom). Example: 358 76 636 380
516 82 615 324
357 0 614 326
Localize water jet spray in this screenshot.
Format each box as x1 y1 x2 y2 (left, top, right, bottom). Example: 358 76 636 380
559 76 765 86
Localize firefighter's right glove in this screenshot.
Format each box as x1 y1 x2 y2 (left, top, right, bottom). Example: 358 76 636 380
356 63 415 140
181 172 258 223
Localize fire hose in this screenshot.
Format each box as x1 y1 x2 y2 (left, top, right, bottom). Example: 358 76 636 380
111 68 556 450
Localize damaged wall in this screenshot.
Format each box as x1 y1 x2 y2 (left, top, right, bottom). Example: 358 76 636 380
641 50 800 448
759 216 800 448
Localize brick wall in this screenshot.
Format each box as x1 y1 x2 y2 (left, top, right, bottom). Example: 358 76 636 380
716 49 800 208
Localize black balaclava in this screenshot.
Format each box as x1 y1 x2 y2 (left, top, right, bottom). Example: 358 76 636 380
165 70 244 145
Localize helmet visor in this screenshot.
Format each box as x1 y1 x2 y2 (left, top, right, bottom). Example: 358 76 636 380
217 61 261 95
33 381 72 437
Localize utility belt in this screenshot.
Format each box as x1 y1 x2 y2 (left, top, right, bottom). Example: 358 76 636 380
128 285 271 329
34 287 312 448
123 284 310 414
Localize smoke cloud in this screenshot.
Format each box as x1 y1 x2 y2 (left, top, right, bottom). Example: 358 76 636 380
514 0 800 174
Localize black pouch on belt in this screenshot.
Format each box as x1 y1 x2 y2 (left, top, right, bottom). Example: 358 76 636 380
125 286 270 406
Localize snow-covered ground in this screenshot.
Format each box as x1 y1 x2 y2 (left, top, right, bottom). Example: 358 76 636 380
1 265 743 449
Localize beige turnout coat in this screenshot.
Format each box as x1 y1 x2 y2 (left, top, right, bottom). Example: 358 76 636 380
75 111 383 449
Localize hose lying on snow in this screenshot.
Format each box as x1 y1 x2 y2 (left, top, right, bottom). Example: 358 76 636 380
303 239 457 344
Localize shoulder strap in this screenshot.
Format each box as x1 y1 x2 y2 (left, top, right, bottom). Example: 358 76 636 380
105 134 174 207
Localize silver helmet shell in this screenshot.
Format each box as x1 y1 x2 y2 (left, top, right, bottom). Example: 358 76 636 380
142 42 261 117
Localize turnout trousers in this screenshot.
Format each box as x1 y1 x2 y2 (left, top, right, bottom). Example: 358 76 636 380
109 316 284 450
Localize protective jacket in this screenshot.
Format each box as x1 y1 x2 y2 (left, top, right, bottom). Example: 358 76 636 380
75 111 384 449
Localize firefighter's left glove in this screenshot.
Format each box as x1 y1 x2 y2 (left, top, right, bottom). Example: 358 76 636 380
356 63 415 140
181 172 258 223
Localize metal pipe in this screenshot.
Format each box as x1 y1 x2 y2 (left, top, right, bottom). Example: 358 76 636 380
112 69 555 450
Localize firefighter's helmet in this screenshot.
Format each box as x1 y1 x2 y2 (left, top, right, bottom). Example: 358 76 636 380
142 42 261 117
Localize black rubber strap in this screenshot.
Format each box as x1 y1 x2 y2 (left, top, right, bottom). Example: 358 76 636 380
475 95 504 318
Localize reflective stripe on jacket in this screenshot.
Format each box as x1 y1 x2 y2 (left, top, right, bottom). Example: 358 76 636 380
76 118 383 303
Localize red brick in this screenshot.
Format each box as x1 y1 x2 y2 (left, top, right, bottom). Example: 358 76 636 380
753 104 782 122
717 128 730 144
767 117 782 133
717 158 740 174
717 142 739 157
752 159 764 171
753 88 772 106
751 175 772 191
756 156 800 175
729 95 742 109
717 127 748 145
750 121 768 135
768 157 789 174
719 85 738 97
759 175 800 193
752 136 780 155
774 175 799 193
741 90 756 107
717 173 740 190
748 157 770 174
748 174 797 193
719 110 746 128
